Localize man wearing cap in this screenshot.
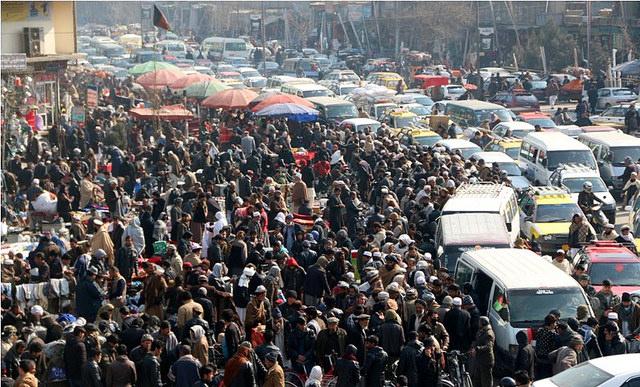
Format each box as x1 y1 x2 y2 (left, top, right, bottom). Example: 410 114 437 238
613 292 640 337
600 223 618 241
551 250 572 275
286 316 316 374
615 225 637 252
362 335 388 387
379 254 403 288
245 285 271 336
470 316 495 387
548 335 584 375
443 297 471 351
601 321 627 356
177 292 205 335
315 316 347 369
595 280 620 315
263 351 285 387
116 235 139 282
577 274 597 298
76 266 105 322
346 314 370 363
298 239 318 271
142 262 167 319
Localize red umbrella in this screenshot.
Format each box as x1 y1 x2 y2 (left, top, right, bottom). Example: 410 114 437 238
463 83 478 90
251 93 315 112
169 72 214 89
201 88 259 110
136 69 184 89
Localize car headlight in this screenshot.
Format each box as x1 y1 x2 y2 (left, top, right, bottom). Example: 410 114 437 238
543 235 553 241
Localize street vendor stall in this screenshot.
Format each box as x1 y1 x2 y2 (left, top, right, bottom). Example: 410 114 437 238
129 104 193 121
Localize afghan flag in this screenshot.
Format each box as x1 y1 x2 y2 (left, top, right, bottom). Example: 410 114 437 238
153 5 170 30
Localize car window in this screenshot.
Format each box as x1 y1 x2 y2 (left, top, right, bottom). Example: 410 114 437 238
456 262 474 285
622 378 640 387
600 90 611 97
492 285 510 321
613 89 634 96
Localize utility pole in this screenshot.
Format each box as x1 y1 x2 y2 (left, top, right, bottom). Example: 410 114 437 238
586 0 592 66
394 1 400 58
488 0 500 63
262 1 266 73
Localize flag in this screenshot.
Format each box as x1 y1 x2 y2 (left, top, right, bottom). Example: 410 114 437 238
153 5 170 30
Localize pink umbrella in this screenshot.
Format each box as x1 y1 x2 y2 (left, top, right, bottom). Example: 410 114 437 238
169 72 214 90
251 93 315 112
136 68 184 89
201 88 259 110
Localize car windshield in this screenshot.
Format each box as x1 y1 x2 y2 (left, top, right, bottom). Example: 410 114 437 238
338 86 357 95
495 162 521 176
505 147 520 159
610 146 640 165
549 362 612 387
407 105 431 116
326 104 358 120
225 42 246 51
562 178 608 193
589 262 640 286
526 117 555 127
414 96 434 106
535 203 580 222
242 70 260 77
394 116 418 128
547 151 596 170
612 89 634 96
476 109 513 123
455 146 482 159
530 81 547 89
414 134 442 147
302 89 330 98
507 287 587 325
512 128 533 138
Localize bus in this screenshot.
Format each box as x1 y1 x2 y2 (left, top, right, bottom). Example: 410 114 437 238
155 40 187 58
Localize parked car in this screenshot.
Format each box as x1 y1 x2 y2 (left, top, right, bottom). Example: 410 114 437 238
532 354 640 387
590 104 638 129
573 241 640 295
490 90 540 112
596 88 638 111
256 61 280 77
518 112 581 137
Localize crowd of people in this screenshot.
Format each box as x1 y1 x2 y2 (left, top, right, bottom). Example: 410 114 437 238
1 61 640 387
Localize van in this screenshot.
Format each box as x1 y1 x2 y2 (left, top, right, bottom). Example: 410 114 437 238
155 40 187 58
305 97 358 125
441 183 521 243
455 248 594 367
436 213 512 271
280 83 332 99
201 37 250 60
577 131 640 193
519 132 597 185
444 100 513 128
281 58 321 79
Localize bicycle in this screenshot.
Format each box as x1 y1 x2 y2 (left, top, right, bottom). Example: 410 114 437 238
439 350 473 387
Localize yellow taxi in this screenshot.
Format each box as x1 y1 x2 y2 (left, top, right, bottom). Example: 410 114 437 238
518 186 585 253
366 72 406 91
380 109 420 129
484 137 522 160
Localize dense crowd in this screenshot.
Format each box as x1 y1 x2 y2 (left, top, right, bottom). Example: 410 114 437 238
1 64 640 387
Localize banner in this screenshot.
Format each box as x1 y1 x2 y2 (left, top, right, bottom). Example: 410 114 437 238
86 85 98 108
1 2 50 22
71 106 86 128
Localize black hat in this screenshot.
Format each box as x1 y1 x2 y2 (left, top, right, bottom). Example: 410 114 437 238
622 292 631 302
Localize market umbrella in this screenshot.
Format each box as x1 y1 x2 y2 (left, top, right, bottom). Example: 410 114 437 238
128 61 180 76
613 60 640 77
169 73 214 90
249 91 284 108
201 88 258 110
251 93 315 112
185 80 230 98
254 103 319 118
136 69 185 89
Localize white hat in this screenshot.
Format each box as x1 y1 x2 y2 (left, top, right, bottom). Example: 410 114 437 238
255 285 267 294
252 211 261 217
363 251 372 257
416 260 428 269
452 297 463 306
399 234 414 245
429 276 439 283
243 267 256 277
377 291 389 301
608 312 619 320
424 253 432 261
30 305 44 315
373 251 382 258
274 212 286 223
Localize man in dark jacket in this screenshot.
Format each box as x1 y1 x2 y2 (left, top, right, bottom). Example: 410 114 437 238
169 345 202 387
377 310 404 362
471 317 495 387
346 314 369 363
116 235 138 282
443 297 471 351
416 337 440 387
397 331 423 387
76 267 104 321
286 316 316 374
515 330 535 380
139 340 163 387
303 256 331 306
334 344 360 387
315 317 347 369
82 348 103 387
64 326 87 387
362 335 388 387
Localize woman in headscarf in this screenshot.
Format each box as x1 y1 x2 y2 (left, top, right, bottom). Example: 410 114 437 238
212 211 228 235
233 266 256 323
263 265 283 305
305 365 323 387
190 325 209 366
121 217 145 256
222 346 256 387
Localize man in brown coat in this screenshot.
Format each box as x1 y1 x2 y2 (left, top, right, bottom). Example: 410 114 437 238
106 344 137 387
471 316 495 387
142 262 167 319
290 174 308 214
263 352 285 387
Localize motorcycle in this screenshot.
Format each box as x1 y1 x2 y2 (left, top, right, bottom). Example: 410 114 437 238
584 204 607 234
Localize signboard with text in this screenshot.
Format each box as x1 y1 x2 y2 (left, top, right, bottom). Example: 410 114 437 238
86 85 98 108
1 54 27 71
71 106 86 128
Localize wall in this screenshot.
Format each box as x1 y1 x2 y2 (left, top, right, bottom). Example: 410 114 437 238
1 1 75 55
